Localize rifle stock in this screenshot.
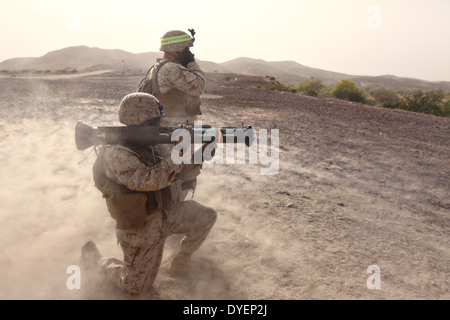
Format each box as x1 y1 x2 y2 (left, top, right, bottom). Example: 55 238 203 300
75 121 254 151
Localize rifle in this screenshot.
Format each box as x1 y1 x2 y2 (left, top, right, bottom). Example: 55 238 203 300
75 121 254 151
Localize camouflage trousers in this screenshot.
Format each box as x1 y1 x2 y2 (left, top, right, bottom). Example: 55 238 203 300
98 200 216 295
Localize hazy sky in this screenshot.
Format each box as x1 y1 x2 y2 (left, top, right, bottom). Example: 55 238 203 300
1 0 449 81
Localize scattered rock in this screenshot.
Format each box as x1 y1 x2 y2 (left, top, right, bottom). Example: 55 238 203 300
285 202 296 208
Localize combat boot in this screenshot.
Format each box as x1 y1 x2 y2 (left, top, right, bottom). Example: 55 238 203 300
80 240 102 271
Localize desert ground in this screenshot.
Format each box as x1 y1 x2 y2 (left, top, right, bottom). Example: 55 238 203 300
0 70 448 300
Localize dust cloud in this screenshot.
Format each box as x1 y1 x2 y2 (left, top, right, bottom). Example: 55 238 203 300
0 119 286 299
0 79 118 299
0 117 110 298
0 78 287 300
1 75 448 300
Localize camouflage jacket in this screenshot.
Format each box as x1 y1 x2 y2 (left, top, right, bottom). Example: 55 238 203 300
92 144 183 230
138 59 206 122
102 144 181 192
157 59 206 96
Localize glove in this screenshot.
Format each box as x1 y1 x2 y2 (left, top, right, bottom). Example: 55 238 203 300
177 164 202 181
177 48 195 67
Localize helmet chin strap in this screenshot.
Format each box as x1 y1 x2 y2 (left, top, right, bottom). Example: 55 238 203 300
157 100 165 117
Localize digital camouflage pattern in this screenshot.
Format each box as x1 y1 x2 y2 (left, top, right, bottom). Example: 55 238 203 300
157 59 206 97
155 58 206 126
102 144 180 192
118 92 162 126
88 33 215 294
93 143 216 295
100 200 216 295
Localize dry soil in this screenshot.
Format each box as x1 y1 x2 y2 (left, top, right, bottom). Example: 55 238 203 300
0 71 448 300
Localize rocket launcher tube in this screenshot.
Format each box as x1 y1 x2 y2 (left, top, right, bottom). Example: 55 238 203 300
75 121 254 151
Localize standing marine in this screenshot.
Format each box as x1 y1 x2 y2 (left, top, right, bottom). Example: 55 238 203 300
137 29 206 126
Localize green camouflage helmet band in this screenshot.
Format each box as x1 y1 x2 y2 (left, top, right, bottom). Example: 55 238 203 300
160 30 194 52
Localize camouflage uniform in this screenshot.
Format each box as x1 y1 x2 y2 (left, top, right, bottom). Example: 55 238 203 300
157 60 205 97
87 92 216 295
135 30 207 203
95 144 216 295
137 30 206 126
143 59 206 126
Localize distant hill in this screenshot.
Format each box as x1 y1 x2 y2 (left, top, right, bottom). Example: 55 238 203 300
0 46 161 72
219 57 450 91
221 57 348 85
1 46 449 91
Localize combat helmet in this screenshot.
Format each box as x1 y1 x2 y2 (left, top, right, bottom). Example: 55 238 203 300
160 30 194 52
119 92 164 126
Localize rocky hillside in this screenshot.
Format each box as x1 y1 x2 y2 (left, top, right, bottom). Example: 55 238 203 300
1 46 449 91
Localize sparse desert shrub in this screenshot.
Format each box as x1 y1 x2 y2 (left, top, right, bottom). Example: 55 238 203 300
441 100 450 117
296 77 327 97
318 86 332 98
268 83 295 92
364 99 377 106
400 90 444 116
371 88 399 104
331 79 366 103
267 76 296 92
382 100 403 109
369 88 402 109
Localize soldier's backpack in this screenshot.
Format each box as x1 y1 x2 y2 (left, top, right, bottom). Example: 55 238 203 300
137 60 170 95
